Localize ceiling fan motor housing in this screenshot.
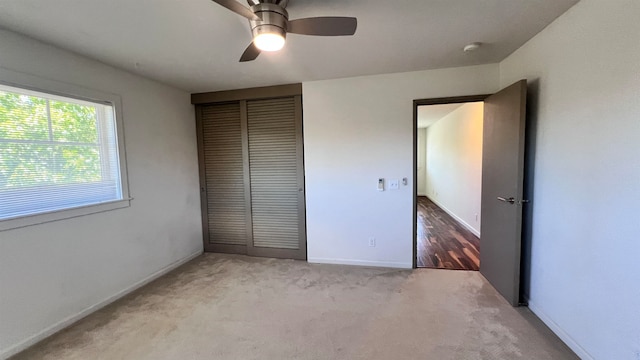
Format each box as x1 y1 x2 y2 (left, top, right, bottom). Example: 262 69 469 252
249 3 288 42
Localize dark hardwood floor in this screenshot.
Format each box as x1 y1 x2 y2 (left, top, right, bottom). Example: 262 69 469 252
417 196 480 270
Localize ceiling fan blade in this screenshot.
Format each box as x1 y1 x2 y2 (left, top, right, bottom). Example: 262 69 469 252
239 42 261 62
211 0 260 21
287 17 357 36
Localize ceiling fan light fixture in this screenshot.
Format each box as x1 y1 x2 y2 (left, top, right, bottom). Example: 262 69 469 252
253 32 285 52
249 4 288 52
210 0 357 62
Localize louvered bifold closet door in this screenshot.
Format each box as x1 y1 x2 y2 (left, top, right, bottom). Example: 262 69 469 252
246 96 306 260
199 102 249 254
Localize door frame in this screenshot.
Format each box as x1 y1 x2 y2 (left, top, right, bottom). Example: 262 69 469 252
412 94 490 269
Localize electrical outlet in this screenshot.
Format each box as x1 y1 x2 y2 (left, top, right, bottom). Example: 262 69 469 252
368 237 376 247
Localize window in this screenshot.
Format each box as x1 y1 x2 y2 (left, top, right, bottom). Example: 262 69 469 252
0 82 129 228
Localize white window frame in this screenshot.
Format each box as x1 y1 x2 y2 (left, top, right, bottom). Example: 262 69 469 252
0 67 131 231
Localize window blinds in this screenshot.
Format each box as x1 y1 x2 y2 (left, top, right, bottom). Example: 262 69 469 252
0 84 123 220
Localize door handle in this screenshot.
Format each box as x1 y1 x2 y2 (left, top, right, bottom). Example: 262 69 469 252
497 196 515 204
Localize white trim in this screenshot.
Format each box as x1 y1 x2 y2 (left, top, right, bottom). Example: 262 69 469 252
0 66 121 107
426 195 481 237
0 250 203 360
0 83 111 107
0 198 131 231
528 300 594 360
308 257 412 269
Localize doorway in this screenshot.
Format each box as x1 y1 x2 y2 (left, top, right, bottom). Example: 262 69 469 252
412 81 528 306
415 100 485 270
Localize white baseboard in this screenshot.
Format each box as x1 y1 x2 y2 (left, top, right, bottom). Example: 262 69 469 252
528 300 594 360
308 257 412 269
1 249 203 360
425 195 480 237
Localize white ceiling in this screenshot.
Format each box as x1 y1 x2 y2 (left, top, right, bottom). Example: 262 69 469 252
0 0 578 93
417 103 464 128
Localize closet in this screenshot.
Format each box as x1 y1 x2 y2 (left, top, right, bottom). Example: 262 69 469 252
194 84 306 260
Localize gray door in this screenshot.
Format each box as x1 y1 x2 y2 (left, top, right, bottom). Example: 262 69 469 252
245 96 306 260
479 80 527 306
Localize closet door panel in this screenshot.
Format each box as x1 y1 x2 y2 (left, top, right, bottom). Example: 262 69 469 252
246 97 306 259
199 102 248 253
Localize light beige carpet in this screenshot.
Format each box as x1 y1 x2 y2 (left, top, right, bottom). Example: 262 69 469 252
12 253 577 360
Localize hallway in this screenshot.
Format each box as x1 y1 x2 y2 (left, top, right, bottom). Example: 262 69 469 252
417 196 480 270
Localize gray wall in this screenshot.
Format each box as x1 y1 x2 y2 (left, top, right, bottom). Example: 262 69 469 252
0 30 203 358
500 1 640 359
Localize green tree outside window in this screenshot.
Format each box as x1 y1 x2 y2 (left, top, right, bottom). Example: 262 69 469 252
0 90 102 189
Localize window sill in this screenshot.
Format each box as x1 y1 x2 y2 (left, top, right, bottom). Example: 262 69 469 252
0 198 131 232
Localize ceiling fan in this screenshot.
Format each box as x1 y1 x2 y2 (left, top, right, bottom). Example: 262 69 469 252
210 0 358 62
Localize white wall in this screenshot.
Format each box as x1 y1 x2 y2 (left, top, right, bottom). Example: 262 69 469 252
499 1 640 359
425 102 483 236
303 65 498 268
417 128 427 196
0 30 203 358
